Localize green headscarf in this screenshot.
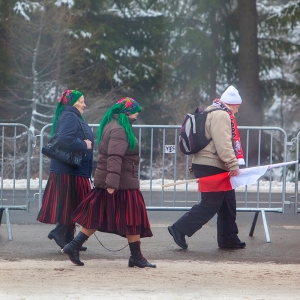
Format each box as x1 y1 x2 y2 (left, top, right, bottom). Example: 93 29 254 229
50 90 83 136
97 97 141 151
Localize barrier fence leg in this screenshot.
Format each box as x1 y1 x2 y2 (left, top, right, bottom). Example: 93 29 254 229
261 210 271 243
249 211 259 237
0 209 3 225
5 208 13 241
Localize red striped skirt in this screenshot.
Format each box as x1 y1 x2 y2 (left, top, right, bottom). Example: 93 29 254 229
73 188 153 238
37 173 91 226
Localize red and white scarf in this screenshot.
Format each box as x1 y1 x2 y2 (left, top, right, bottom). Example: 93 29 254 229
212 99 245 165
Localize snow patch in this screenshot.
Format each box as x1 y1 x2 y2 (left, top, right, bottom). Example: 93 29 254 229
1 178 296 193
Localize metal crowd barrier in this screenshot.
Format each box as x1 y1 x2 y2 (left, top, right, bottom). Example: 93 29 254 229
37 124 296 243
0 123 32 240
0 123 296 242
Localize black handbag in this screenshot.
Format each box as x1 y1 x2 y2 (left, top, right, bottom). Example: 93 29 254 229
42 119 86 168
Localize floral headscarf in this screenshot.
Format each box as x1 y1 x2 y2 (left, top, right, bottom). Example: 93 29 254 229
50 90 83 136
117 97 141 114
96 97 141 151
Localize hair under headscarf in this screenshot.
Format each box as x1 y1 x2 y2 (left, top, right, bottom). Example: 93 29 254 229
96 97 141 151
50 90 83 136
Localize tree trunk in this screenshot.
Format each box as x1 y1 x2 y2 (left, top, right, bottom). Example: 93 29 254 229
237 0 263 126
237 0 266 165
209 7 218 101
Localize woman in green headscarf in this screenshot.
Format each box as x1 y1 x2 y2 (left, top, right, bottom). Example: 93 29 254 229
62 97 156 269
37 90 94 252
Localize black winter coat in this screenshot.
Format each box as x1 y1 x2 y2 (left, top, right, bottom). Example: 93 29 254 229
50 106 94 177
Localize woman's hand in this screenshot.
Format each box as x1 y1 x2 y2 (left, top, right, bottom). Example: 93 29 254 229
84 139 92 149
107 188 115 194
228 170 240 177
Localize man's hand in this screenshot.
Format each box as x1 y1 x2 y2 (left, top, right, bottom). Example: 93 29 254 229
228 170 240 177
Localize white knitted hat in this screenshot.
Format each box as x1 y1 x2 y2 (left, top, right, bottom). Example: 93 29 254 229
220 86 242 105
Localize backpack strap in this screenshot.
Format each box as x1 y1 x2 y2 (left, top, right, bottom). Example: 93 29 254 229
194 107 204 114
205 107 223 113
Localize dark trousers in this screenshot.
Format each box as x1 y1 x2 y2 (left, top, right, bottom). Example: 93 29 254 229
173 165 240 247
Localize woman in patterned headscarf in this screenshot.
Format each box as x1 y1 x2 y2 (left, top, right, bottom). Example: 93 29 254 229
62 97 156 269
37 90 94 252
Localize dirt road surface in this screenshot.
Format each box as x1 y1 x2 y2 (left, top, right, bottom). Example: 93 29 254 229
1 209 300 299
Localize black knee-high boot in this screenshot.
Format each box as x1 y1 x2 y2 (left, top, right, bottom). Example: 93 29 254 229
128 241 156 268
61 232 88 266
66 226 87 252
48 223 68 249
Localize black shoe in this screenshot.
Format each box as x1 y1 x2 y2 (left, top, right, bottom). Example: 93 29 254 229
66 226 87 252
48 224 68 248
168 226 188 249
128 256 156 268
61 232 88 266
128 241 156 268
219 241 246 249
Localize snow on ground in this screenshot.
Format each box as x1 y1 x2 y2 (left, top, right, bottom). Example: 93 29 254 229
0 178 297 193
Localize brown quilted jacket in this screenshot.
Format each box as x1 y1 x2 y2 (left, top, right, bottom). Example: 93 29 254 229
93 118 140 190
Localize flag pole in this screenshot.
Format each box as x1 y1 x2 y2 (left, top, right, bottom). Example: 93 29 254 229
162 178 198 188
161 161 298 189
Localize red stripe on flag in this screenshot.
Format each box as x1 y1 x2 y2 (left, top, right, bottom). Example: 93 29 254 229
198 172 232 192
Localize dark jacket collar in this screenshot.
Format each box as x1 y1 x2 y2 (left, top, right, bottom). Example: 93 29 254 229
63 105 81 118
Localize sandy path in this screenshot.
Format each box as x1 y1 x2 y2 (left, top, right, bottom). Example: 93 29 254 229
0 259 299 300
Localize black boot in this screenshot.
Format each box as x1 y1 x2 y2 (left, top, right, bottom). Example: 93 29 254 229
48 223 68 249
66 226 87 252
61 231 88 266
128 241 156 268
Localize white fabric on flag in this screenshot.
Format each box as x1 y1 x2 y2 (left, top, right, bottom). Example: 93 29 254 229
230 160 298 190
230 165 268 189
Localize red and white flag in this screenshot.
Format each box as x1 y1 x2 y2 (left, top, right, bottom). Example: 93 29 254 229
198 161 298 192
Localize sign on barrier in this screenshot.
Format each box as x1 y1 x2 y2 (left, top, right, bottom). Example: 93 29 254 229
164 145 176 154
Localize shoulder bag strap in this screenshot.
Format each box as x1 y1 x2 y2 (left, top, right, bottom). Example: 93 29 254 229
78 118 88 139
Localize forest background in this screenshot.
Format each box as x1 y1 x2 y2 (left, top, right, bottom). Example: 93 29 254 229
0 0 300 178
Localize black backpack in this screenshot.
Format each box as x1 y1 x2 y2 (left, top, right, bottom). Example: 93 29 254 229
179 107 221 155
